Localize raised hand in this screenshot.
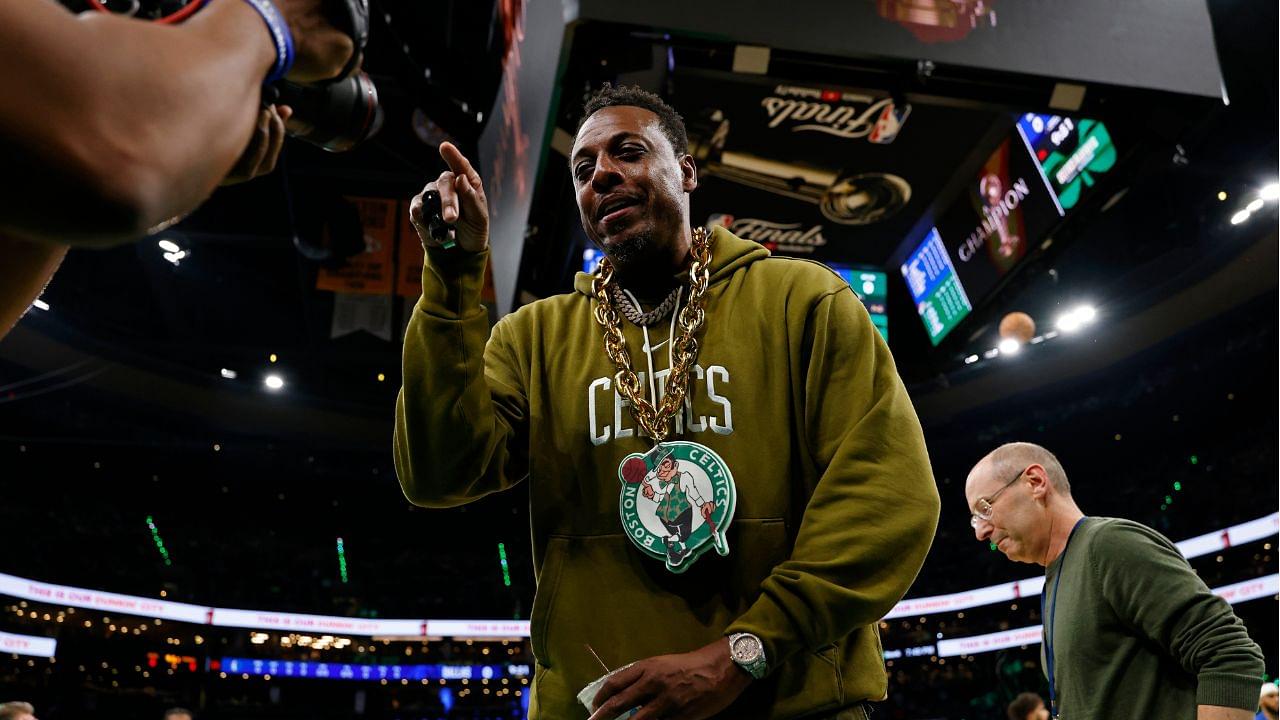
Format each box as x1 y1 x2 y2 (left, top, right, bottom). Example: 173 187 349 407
409 142 490 252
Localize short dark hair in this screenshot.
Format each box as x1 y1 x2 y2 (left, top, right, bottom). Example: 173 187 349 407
1007 692 1043 720
580 83 688 156
163 709 193 720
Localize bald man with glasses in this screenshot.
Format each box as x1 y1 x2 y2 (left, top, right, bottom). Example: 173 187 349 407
965 442 1264 720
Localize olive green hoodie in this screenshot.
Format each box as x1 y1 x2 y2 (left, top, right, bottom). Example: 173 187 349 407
395 227 940 719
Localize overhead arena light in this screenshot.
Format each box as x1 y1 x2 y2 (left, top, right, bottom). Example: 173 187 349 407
1230 210 1250 225
163 250 187 266
997 338 1021 356
964 354 979 365
157 238 181 253
1246 198 1265 213
1056 304 1097 333
1260 183 1279 201
220 368 238 380
264 375 285 391
31 299 50 311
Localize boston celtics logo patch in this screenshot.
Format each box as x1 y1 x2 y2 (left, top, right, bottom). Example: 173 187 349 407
617 441 736 573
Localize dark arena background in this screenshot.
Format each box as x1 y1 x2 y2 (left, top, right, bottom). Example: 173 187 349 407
1 1 1276 719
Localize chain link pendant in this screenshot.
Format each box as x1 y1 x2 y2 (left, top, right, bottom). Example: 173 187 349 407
617 441 736 573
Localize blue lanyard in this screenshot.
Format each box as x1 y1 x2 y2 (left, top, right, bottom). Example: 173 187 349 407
1042 517 1087 720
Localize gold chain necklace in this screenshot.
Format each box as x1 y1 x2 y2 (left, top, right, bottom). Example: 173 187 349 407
591 227 711 444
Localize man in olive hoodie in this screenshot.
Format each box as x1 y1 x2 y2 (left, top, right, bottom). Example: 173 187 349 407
967 442 1265 720
396 84 940 720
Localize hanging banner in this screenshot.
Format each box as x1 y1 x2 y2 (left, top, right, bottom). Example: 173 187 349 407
397 203 425 298
316 197 396 295
331 293 393 341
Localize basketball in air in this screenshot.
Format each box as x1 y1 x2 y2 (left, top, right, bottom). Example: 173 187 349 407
999 312 1036 343
622 457 648 485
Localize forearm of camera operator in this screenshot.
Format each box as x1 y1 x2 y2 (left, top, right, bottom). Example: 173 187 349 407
0 234 68 341
0 0 276 245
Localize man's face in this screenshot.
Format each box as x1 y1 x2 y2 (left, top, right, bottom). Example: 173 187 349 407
570 106 695 266
657 457 677 480
1263 690 1278 712
1032 701 1050 720
965 466 1044 564
168 714 193 720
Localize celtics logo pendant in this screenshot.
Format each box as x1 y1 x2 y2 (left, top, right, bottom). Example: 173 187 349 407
617 441 737 573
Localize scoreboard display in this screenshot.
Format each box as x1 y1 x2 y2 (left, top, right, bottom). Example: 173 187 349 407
829 264 889 341
899 227 972 346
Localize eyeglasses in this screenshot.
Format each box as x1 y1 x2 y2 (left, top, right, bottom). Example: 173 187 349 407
970 467 1028 528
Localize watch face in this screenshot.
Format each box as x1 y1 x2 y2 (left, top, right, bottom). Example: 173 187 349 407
731 635 762 662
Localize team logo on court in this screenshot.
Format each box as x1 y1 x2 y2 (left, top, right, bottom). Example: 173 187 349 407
617 441 736 573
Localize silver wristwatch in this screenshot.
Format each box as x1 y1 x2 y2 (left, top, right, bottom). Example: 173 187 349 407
727 632 767 679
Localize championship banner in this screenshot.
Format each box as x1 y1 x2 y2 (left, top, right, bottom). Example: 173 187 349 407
0 630 56 658
316 197 396 295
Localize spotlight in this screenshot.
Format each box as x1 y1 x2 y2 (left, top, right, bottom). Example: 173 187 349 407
1073 305 1097 323
997 338 1021 355
1260 183 1279 201
1217 191 1228 201
264 375 285 391
162 250 187 265
1246 198 1264 213
964 354 979 365
157 239 180 253
219 368 238 380
1230 210 1250 225
31 299 50 311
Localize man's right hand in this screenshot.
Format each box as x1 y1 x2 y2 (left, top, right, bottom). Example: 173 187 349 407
277 0 360 83
409 142 490 252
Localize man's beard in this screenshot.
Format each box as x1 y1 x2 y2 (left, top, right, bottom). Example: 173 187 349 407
605 226 652 267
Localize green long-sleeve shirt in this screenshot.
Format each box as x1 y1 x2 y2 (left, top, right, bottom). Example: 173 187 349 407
1042 517 1264 719
394 228 940 718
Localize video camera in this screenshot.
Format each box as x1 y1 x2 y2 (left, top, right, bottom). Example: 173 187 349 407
69 0 382 152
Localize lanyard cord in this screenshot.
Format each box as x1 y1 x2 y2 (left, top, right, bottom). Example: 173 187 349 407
1043 516 1088 719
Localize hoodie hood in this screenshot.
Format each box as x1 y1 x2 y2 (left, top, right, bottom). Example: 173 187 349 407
572 226 771 297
